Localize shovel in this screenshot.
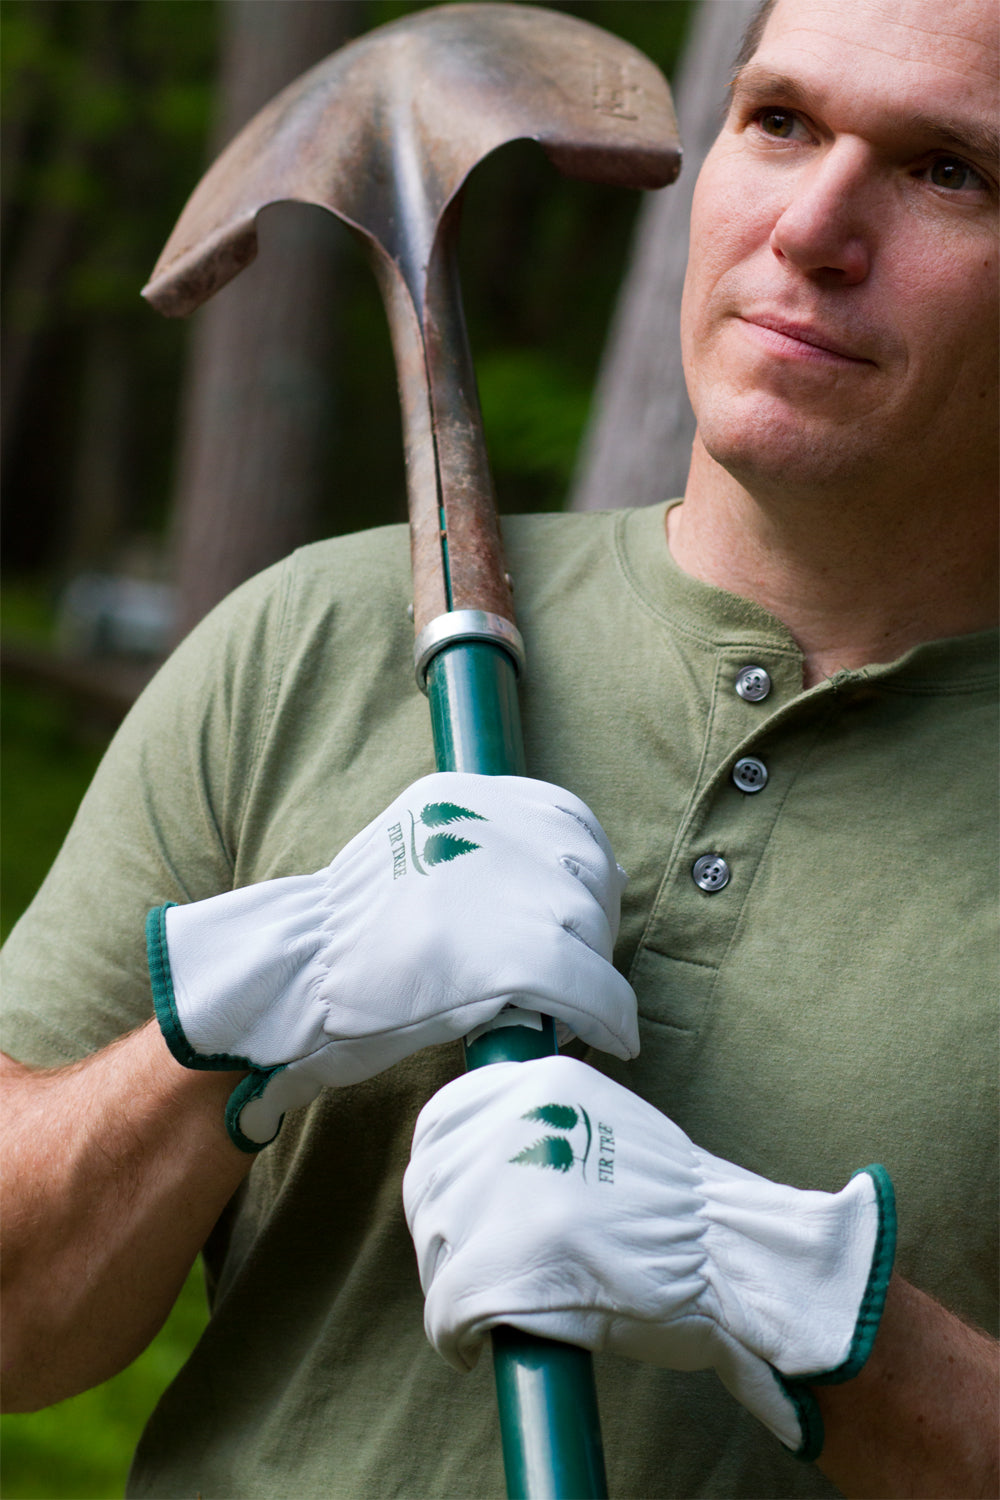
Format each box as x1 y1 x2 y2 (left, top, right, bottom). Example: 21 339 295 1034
144 6 680 1493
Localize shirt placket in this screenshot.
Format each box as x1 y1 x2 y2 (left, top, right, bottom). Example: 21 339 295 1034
630 645 836 1026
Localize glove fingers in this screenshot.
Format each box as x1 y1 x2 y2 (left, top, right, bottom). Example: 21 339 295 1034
422 1271 617 1376
551 861 617 958
555 850 627 937
534 941 639 1059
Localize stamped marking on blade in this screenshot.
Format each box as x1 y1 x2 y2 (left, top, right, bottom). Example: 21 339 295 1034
592 58 639 121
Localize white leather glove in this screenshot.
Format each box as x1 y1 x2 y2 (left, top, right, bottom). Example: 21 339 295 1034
403 1055 896 1460
147 774 637 1150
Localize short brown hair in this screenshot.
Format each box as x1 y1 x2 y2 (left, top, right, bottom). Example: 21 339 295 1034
732 0 778 76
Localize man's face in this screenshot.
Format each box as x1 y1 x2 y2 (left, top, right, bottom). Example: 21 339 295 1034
680 0 998 503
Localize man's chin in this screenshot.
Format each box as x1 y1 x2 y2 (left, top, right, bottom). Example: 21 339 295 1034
697 399 878 498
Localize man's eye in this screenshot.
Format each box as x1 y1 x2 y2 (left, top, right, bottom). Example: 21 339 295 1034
927 156 988 192
755 110 803 140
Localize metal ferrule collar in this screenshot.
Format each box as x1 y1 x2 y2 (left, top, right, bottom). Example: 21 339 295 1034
414 609 526 690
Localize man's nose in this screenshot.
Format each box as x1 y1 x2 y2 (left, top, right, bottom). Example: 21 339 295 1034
769 140 873 285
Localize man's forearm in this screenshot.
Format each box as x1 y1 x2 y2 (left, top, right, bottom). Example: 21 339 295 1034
0 1020 252 1411
813 1275 999 1500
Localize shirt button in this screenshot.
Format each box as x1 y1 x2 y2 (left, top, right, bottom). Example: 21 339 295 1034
732 756 769 793
692 854 731 892
735 665 772 702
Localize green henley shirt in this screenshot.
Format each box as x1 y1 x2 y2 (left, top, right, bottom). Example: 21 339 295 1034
2 503 996 1499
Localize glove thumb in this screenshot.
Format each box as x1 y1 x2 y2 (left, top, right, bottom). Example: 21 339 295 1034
225 1063 323 1151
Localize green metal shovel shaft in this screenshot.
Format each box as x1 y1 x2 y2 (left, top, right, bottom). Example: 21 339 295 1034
492 1326 608 1500
426 640 609 1500
426 641 525 779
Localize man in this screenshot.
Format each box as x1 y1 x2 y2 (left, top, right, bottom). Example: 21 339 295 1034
2 0 997 1496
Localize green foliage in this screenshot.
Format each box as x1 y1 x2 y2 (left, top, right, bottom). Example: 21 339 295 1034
2 0 218 570
477 349 592 494
510 1135 576 1172
0 579 57 644
1 0 217 316
420 801 487 827
0 683 106 942
523 1103 579 1131
0 586 102 944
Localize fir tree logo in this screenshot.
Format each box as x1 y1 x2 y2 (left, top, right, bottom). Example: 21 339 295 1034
408 801 487 876
510 1102 593 1179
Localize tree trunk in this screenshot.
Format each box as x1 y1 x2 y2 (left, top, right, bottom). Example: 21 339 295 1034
67 322 131 575
0 133 88 474
169 0 358 642
568 0 749 512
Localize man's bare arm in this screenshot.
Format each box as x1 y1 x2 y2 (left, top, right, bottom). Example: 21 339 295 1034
0 1021 253 1412
814 1274 999 1500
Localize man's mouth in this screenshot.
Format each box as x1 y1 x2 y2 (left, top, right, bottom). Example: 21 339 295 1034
737 313 874 366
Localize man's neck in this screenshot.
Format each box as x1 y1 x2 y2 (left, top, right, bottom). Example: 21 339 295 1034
670 439 999 689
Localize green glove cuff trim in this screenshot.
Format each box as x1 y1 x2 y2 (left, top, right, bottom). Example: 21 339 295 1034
145 902 261 1075
772 1371 825 1463
146 903 192 1065
814 1163 897 1385
225 1068 285 1154
778 1162 897 1463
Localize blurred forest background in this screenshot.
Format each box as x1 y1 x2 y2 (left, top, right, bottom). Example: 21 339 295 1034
0 0 743 1493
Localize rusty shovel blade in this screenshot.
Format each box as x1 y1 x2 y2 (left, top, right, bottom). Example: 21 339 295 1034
143 3 680 635
143 3 679 319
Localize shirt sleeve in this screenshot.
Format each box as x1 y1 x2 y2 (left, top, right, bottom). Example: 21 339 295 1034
0 557 294 1068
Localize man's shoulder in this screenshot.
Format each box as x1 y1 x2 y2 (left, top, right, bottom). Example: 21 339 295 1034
291 509 621 574
280 508 632 619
